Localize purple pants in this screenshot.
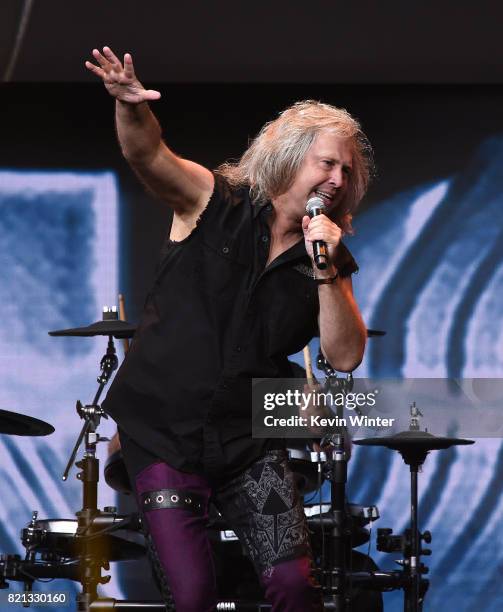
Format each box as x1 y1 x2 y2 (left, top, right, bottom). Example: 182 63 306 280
135 458 323 612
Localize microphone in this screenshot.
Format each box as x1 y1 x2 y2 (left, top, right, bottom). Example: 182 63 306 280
305 196 329 270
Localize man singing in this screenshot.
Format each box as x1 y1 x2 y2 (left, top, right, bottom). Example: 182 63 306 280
86 46 372 612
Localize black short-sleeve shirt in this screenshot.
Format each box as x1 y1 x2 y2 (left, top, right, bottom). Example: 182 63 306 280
103 175 358 477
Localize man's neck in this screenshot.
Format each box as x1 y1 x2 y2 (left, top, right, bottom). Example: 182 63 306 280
270 196 303 239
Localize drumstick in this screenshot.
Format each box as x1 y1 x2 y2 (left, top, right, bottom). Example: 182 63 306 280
107 294 129 457
303 344 314 386
118 293 130 354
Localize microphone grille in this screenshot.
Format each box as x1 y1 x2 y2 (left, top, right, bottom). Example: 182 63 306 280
306 196 326 214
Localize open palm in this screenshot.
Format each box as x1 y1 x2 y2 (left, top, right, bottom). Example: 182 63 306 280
85 46 160 105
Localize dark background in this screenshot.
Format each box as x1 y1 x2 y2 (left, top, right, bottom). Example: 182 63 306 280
2 1 503 84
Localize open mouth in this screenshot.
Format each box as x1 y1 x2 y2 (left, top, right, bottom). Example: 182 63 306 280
314 190 335 206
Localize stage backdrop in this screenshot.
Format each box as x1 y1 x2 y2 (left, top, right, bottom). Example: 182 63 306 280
1 83 502 611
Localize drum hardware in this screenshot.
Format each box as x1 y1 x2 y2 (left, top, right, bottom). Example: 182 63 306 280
0 510 145 592
50 306 134 611
0 553 80 584
20 515 145 563
354 402 475 612
308 347 356 611
315 434 350 610
306 503 380 549
0 307 148 608
118 293 131 353
306 340 387 610
0 407 54 596
60 309 124 481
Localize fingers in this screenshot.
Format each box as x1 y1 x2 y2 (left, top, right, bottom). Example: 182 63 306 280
84 46 161 104
306 215 340 230
143 89 162 101
102 46 122 68
86 46 123 77
123 53 135 79
84 60 105 79
305 215 341 243
91 48 113 70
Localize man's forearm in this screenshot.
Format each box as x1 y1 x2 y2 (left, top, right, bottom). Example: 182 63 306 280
115 100 162 164
318 277 366 373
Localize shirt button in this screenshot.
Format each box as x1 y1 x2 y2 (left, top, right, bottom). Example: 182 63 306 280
222 246 230 254
236 345 242 352
222 382 229 390
261 235 269 243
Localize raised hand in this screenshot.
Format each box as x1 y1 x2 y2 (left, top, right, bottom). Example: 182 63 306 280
85 46 161 105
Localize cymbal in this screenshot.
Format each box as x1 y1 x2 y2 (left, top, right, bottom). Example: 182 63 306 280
316 328 386 338
354 430 474 452
366 329 386 337
0 409 55 436
49 319 136 339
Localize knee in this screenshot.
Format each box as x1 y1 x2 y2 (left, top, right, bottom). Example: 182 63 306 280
262 556 322 609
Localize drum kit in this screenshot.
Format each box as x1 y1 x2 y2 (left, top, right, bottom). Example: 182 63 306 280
0 308 475 611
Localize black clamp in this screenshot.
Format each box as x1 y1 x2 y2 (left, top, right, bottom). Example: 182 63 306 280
141 489 205 514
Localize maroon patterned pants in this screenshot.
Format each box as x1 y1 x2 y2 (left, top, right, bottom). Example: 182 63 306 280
135 451 324 611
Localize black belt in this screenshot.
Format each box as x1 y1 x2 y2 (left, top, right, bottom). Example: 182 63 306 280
140 488 205 514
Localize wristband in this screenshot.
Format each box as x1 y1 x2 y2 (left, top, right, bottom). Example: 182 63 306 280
315 273 338 285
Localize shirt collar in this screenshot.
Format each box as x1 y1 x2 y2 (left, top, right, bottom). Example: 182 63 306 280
252 200 273 218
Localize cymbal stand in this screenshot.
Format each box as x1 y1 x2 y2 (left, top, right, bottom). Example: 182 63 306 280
62 329 118 612
375 405 431 612
396 409 431 612
316 351 354 611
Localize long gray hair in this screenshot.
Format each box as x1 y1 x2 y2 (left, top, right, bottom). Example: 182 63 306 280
216 100 374 233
